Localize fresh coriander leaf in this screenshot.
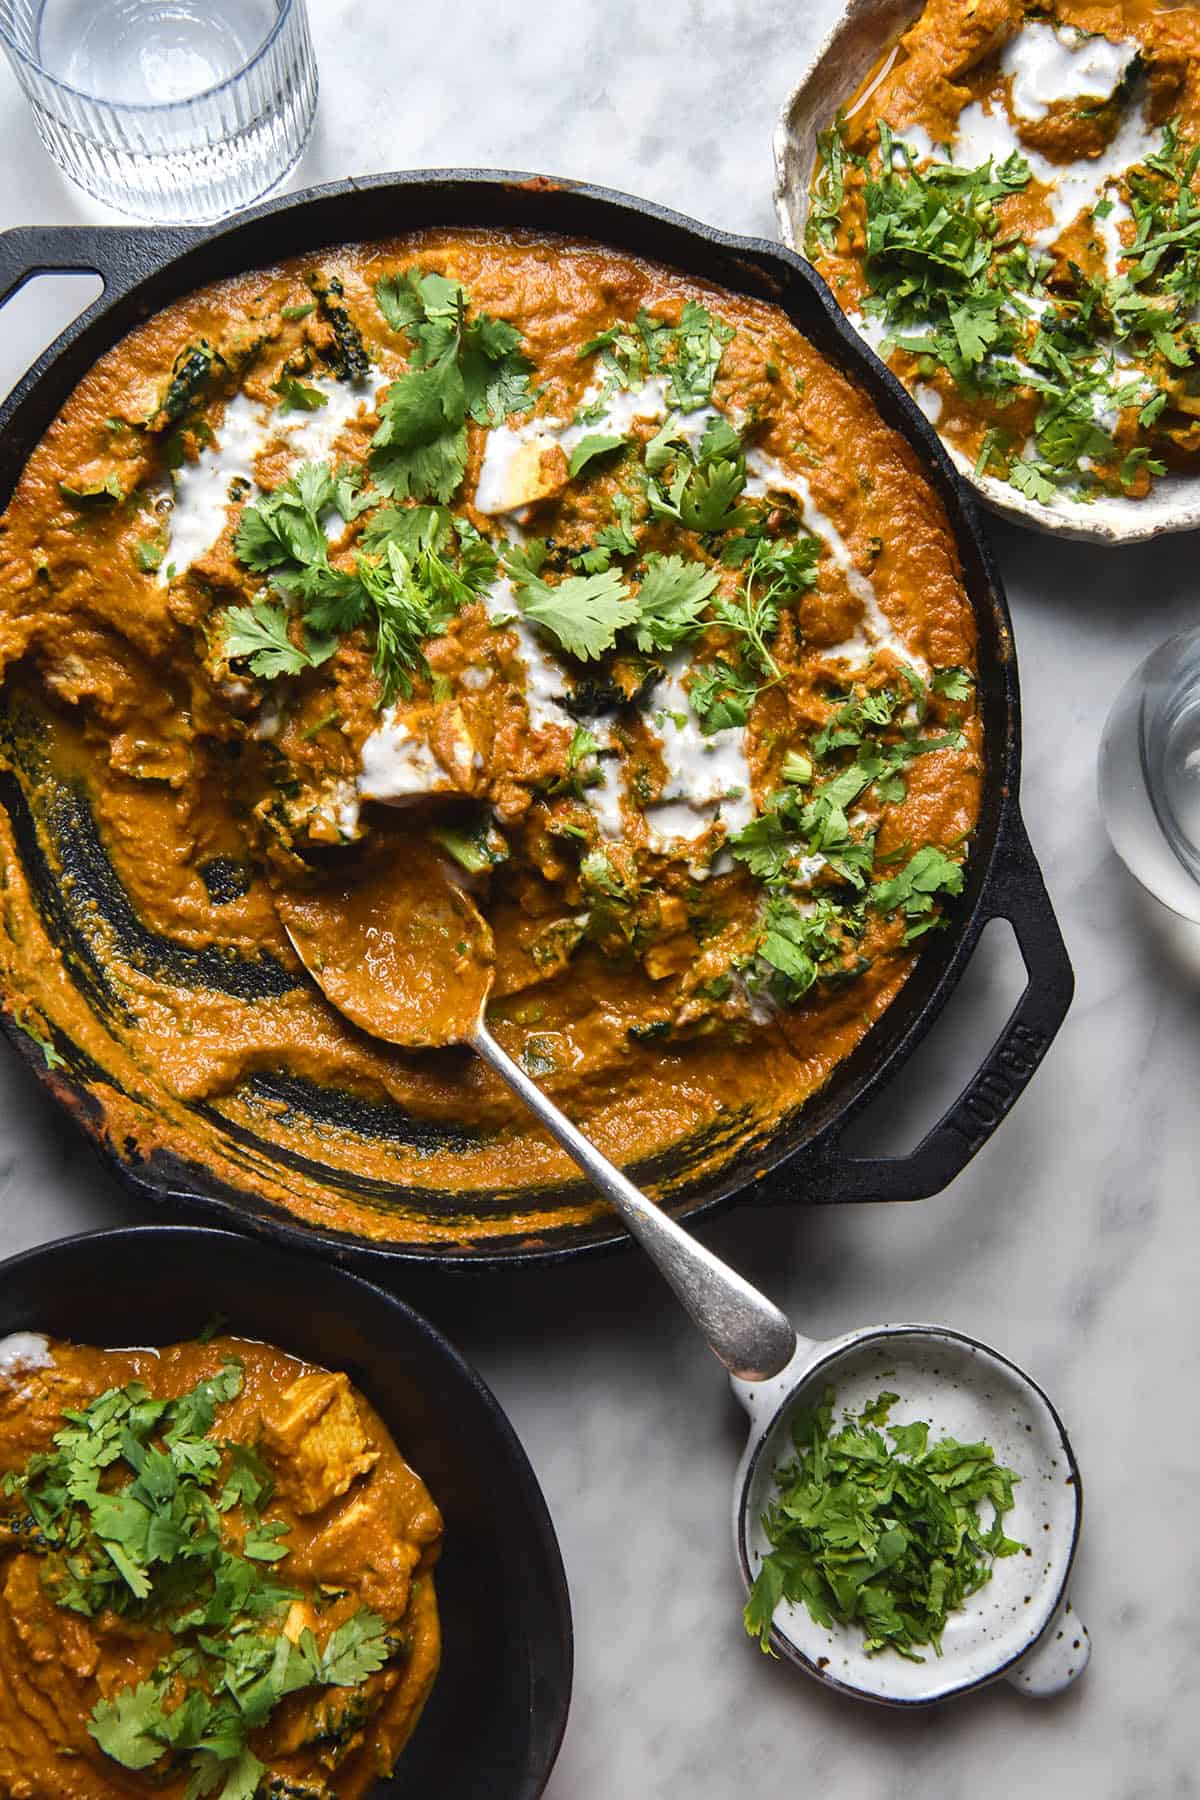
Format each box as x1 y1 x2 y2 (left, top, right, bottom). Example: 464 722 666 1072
667 300 735 409
688 658 758 734
371 268 533 500
756 895 862 1002
507 560 636 661
89 1681 167 1770
242 1518 290 1563
319 1608 392 1686
59 471 124 505
1009 458 1058 505
631 553 719 652
371 357 469 504
595 492 639 558
217 1443 273 1515
744 1387 1021 1658
215 1750 266 1800
272 374 328 413
871 844 964 940
568 433 627 478
221 603 333 681
361 503 452 557
375 268 441 333
930 665 973 701
133 535 167 573
728 808 795 882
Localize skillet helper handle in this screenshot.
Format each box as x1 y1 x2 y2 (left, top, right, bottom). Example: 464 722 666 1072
0 223 206 311
782 808 1073 1205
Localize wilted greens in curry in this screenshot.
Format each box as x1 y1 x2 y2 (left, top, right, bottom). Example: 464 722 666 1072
744 1388 1021 1659
0 1334 441 1797
0 231 981 1241
808 0 1200 503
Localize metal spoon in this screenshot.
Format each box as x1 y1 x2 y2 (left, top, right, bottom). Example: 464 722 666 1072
275 839 797 1382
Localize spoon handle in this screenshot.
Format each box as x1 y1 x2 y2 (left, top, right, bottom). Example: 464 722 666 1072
472 1020 797 1380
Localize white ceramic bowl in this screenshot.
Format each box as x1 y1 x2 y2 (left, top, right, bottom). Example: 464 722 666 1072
771 0 1200 544
732 1323 1089 1705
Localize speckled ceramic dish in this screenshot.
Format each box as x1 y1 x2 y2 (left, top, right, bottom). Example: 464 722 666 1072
771 0 1200 545
732 1322 1088 1705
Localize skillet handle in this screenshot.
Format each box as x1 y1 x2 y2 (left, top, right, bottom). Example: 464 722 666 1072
0 223 205 311
762 808 1073 1205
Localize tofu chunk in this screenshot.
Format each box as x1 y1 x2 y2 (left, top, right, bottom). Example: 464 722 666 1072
262 1371 379 1515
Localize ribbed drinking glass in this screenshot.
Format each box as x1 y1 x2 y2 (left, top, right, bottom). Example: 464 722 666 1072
0 0 318 223
1099 627 1200 923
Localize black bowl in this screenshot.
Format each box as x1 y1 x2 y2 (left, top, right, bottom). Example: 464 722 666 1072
0 1225 573 1797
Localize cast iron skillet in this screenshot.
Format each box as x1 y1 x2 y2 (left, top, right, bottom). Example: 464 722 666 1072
0 1224 573 1796
0 170 1073 1267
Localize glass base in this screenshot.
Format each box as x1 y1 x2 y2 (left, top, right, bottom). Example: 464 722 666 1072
1098 627 1200 923
28 70 317 222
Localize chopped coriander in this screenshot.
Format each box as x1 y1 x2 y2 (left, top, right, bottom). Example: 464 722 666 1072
814 111 1200 500
688 658 759 735
132 534 166 574
233 462 491 699
871 844 965 941
744 1388 1021 1658
755 895 865 1000
667 300 735 409
646 418 753 534
58 471 124 505
2 1360 401 1797
930 665 973 702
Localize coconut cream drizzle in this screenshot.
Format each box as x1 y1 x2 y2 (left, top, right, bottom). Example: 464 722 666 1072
743 448 926 673
0 1332 53 1379
1001 22 1136 124
644 657 755 851
885 24 1157 281
473 378 673 519
158 375 371 583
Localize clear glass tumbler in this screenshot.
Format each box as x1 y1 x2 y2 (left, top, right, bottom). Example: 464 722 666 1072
0 0 318 223
1098 626 1200 923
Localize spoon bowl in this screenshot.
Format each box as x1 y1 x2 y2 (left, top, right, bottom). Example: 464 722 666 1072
732 1324 1088 1705
275 839 495 1049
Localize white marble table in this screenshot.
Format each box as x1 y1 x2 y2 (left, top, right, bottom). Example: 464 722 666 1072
2 4 1199 1794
